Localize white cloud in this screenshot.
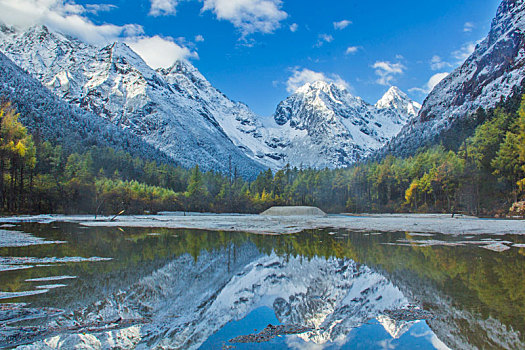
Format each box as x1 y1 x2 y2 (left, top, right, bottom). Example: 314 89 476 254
463 22 474 32
333 19 351 30
452 42 476 63
315 33 333 47
289 23 298 32
430 55 451 70
345 46 359 55
195 34 205 42
0 0 142 45
149 0 178 16
372 61 406 86
377 339 396 350
85 4 117 14
410 72 449 95
126 35 198 69
427 72 449 90
0 0 197 69
286 67 350 93
201 0 287 37
320 34 333 42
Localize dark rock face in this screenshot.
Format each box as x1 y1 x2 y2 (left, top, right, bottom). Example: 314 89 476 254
382 0 525 157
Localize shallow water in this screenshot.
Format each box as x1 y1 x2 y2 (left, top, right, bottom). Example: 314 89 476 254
1 223 525 349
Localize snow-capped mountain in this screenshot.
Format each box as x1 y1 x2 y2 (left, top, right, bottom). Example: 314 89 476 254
0 51 173 164
375 86 421 118
156 60 283 169
268 81 420 168
382 0 525 156
0 24 418 172
0 24 266 177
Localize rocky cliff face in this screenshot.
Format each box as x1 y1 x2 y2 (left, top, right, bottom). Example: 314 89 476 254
383 0 525 156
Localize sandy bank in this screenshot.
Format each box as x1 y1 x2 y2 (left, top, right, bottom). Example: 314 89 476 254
1 213 523 236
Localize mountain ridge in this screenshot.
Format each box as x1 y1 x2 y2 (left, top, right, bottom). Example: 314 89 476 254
0 23 420 173
0 24 266 177
0 51 175 165
381 0 525 157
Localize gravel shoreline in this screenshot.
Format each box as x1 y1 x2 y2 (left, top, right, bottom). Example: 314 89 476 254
0 213 523 236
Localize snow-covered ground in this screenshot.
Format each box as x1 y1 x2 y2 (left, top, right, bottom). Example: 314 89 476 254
1 213 523 236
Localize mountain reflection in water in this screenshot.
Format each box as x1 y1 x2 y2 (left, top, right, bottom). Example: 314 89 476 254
1 223 525 349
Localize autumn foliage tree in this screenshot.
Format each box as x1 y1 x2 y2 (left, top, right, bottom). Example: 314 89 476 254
0 103 35 212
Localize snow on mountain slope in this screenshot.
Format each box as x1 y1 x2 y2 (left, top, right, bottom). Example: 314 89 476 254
382 0 525 156
375 86 421 119
269 81 420 168
156 61 284 169
0 51 173 164
0 24 419 172
0 24 266 177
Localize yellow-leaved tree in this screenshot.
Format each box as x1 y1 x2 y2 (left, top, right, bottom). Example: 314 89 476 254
0 102 36 212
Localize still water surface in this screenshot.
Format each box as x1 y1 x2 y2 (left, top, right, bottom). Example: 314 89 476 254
1 223 525 349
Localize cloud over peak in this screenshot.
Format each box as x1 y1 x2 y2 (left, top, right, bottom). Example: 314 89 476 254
0 0 197 68
0 0 142 45
410 72 449 95
126 35 198 69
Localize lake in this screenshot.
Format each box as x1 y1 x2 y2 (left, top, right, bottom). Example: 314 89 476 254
1 222 525 349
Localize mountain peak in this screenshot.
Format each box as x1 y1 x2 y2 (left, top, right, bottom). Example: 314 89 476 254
375 87 421 117
0 24 265 177
272 79 417 168
377 86 407 105
386 86 404 97
107 41 140 59
159 59 207 83
296 80 347 94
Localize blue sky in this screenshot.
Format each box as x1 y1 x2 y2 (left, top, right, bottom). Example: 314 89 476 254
0 0 501 116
